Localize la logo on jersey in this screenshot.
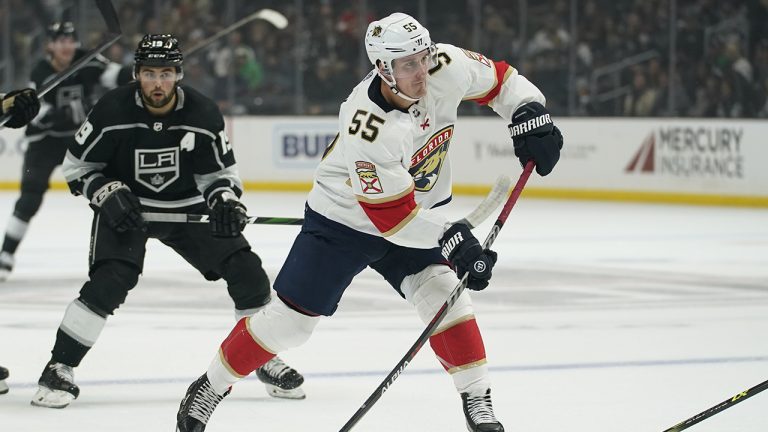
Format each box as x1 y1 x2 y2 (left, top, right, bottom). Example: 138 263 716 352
135 147 179 192
409 125 453 191
355 161 383 194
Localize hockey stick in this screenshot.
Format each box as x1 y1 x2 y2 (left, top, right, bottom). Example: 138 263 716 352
0 0 121 128
661 378 768 432
185 8 288 58
140 175 512 228
142 212 304 226
338 162 535 432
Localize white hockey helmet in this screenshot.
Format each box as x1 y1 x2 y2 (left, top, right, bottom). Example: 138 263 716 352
365 13 435 100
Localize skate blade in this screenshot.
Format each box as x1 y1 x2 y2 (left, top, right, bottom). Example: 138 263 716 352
30 386 76 408
264 383 306 400
0 380 8 394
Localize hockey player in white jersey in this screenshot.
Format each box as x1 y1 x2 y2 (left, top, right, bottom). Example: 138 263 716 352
177 12 563 432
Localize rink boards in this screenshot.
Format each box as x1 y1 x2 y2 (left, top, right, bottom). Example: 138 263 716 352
1 117 766 207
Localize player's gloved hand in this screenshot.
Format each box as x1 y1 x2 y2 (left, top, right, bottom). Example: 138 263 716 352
90 181 147 233
209 190 248 237
2 88 40 128
439 223 497 291
508 102 563 176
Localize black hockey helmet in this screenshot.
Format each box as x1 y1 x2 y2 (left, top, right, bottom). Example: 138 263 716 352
47 21 77 41
133 34 184 78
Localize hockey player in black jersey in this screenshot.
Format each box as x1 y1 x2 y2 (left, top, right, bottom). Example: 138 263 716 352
0 22 121 281
30 34 305 408
0 86 41 395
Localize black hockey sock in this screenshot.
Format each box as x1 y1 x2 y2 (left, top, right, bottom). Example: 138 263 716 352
51 329 92 368
1 235 21 255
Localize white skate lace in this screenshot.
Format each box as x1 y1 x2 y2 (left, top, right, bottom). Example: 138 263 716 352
188 379 225 424
261 356 294 379
466 391 497 424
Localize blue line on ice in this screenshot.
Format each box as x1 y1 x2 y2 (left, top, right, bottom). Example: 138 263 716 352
8 355 767 389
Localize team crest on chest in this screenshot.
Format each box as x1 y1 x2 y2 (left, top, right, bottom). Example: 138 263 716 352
355 161 383 194
409 125 453 192
135 147 179 192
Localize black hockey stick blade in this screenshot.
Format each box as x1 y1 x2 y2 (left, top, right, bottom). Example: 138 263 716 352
141 212 304 226
661 378 768 432
338 161 535 432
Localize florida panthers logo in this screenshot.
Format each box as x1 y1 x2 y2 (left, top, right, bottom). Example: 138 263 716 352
409 125 453 192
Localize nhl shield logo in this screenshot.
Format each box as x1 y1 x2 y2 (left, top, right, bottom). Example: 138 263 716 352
153 122 163 131
135 147 179 192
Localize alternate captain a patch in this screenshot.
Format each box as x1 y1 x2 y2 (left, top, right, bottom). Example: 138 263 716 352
355 161 383 194
409 125 453 191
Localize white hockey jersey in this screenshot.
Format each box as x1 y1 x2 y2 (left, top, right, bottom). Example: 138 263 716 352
307 43 545 249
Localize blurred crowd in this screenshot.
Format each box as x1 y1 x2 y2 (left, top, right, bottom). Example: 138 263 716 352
1 0 767 118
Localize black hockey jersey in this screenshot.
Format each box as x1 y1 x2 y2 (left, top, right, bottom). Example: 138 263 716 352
26 49 114 140
62 82 243 211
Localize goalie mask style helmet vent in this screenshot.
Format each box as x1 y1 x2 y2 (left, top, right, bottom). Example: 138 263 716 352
134 34 184 79
47 21 77 41
365 13 436 102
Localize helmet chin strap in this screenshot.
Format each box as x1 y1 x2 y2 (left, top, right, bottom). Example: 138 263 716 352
377 70 420 103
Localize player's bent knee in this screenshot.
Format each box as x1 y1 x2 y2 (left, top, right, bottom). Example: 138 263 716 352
79 260 140 314
222 249 271 310
13 192 44 221
401 265 474 330
248 298 320 352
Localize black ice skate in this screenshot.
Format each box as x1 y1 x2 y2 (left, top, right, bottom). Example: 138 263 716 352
0 365 9 394
30 361 80 408
0 251 13 282
177 374 229 432
461 388 505 432
255 356 306 399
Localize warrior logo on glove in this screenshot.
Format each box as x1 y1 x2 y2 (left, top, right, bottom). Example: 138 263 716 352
508 102 563 177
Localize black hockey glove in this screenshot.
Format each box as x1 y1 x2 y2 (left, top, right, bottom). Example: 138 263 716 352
90 181 147 233
2 88 40 128
439 223 498 291
209 190 248 237
508 102 563 176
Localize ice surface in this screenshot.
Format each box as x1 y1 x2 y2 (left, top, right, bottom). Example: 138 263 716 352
0 191 766 431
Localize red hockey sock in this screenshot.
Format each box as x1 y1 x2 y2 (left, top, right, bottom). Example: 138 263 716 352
219 317 275 377
429 317 487 372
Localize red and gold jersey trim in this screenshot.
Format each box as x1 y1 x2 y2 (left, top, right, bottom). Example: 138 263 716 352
463 61 514 105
